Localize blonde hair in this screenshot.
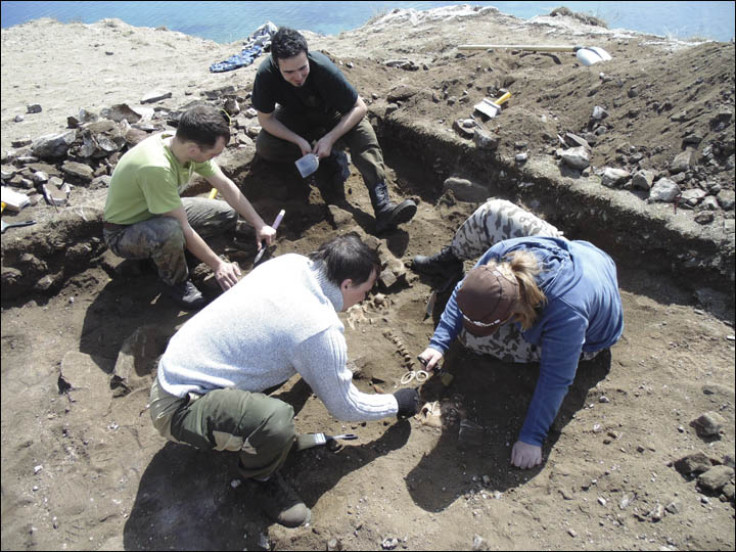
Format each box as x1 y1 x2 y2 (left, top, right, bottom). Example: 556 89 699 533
487 250 546 330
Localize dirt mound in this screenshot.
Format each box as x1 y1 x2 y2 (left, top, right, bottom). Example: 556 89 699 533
1 7 734 551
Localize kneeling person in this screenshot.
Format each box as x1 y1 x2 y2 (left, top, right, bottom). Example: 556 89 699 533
103 104 277 309
150 233 420 527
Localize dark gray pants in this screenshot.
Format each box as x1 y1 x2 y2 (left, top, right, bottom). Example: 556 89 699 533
255 108 386 189
103 198 237 285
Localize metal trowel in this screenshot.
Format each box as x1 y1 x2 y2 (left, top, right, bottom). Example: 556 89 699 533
1 219 36 233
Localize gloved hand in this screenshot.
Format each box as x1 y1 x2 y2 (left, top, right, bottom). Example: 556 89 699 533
393 388 421 419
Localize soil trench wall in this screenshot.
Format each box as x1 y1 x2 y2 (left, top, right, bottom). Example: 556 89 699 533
1 114 733 309
374 110 735 304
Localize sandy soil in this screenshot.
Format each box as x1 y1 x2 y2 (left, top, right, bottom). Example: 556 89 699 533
1 7 734 551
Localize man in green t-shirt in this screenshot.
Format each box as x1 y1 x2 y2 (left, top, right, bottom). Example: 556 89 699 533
103 105 277 309
252 27 416 234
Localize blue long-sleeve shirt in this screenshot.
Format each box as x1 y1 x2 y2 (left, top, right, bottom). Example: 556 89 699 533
429 237 624 446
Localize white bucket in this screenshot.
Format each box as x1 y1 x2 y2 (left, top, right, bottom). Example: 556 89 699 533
576 47 612 66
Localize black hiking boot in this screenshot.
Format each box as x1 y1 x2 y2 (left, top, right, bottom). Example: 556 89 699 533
246 472 311 528
161 279 207 310
412 246 464 281
368 181 417 234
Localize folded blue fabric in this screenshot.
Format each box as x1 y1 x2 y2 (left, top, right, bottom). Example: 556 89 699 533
210 45 262 73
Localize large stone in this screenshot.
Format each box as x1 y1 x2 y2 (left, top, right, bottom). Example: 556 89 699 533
690 411 726 438
697 465 735 493
649 178 681 203
631 170 655 190
670 149 694 174
30 130 76 160
558 147 590 170
600 167 630 188
442 177 489 202
674 452 715 476
61 160 94 181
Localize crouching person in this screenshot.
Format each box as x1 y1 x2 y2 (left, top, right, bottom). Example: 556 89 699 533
414 199 624 469
149 233 420 527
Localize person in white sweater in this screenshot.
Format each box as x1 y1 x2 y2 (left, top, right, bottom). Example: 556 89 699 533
149 232 420 527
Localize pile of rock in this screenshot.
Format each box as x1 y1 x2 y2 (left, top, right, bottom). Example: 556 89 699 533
555 105 735 224
1 86 261 213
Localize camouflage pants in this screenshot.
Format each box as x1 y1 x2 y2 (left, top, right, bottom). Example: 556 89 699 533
149 378 296 480
255 108 386 188
450 199 564 363
103 198 237 285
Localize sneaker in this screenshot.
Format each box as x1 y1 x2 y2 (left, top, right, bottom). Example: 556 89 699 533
247 473 311 528
161 279 207 310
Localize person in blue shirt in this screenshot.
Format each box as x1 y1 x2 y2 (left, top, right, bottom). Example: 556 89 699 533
414 199 624 469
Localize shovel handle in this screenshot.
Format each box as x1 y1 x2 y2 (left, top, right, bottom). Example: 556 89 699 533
493 91 512 106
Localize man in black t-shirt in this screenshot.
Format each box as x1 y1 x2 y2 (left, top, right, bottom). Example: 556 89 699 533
252 28 416 234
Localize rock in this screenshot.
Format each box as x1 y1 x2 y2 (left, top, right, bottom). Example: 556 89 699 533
697 465 735 493
674 452 715 476
680 188 707 207
694 210 715 224
670 149 694 174
61 161 94 182
224 97 240 116
454 119 476 139
140 89 173 104
473 128 498 150
472 535 487 550
30 131 77 160
387 84 419 102
716 189 735 210
591 106 608 120
558 146 590 170
26 103 42 114
563 132 591 150
690 411 726 438
600 167 630 188
102 103 143 123
632 170 656 190
381 537 398 550
442 177 488 202
649 178 680 203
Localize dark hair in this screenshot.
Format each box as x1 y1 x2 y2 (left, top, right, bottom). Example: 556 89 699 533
271 27 308 61
309 232 380 286
175 104 231 149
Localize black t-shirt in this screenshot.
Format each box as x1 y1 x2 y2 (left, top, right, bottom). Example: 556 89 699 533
252 51 358 115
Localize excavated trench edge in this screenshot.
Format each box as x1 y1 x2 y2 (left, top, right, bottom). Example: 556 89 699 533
0 114 734 312
375 112 735 305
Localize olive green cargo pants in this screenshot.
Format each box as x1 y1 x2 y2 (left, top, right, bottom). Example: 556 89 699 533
149 378 296 479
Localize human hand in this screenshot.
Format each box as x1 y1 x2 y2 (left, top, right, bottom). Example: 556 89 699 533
255 224 277 249
313 136 334 159
393 388 421 419
417 347 444 371
214 261 242 291
511 440 543 469
297 138 313 157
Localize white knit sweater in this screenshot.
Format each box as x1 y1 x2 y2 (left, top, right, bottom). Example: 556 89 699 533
158 254 398 421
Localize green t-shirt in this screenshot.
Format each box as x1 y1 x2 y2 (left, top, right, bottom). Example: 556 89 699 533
104 132 216 225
